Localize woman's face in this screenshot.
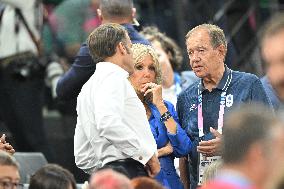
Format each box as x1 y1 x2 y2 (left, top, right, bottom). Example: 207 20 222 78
130 54 157 94
152 40 172 83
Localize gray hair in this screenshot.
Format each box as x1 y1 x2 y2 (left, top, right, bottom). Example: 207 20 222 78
0 151 19 168
186 23 227 51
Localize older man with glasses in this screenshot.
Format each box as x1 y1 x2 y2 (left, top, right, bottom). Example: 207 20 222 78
0 151 23 189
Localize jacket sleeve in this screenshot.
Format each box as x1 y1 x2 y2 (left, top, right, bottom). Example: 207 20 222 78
166 102 192 157
56 43 96 100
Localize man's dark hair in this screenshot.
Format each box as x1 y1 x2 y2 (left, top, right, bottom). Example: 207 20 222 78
100 0 133 19
87 23 128 62
29 164 76 189
222 104 277 164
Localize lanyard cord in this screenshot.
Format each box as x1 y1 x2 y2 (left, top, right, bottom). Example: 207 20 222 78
197 69 232 137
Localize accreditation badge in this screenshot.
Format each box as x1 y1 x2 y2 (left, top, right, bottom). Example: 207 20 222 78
198 154 221 185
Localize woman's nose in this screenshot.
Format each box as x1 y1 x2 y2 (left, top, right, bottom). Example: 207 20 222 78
143 69 151 77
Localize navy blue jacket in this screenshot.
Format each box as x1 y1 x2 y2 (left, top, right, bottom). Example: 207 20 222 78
56 24 151 100
176 67 272 189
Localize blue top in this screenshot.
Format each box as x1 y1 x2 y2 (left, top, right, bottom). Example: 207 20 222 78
261 76 281 110
176 67 272 189
149 101 192 189
56 24 151 100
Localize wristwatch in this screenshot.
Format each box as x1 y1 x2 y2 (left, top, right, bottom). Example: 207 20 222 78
160 110 172 123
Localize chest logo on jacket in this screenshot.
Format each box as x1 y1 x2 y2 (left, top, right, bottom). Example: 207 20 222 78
190 103 197 111
226 94 234 107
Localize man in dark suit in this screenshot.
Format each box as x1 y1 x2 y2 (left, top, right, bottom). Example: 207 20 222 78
56 0 151 100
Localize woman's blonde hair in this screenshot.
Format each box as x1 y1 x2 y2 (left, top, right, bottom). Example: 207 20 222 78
132 43 162 84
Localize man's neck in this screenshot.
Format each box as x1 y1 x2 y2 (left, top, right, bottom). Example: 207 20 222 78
203 65 225 92
222 164 263 189
104 56 122 68
102 18 132 25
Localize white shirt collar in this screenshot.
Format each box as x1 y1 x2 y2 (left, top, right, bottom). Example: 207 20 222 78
96 62 129 78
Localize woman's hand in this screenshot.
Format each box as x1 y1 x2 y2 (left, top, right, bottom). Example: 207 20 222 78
158 142 173 157
141 82 164 106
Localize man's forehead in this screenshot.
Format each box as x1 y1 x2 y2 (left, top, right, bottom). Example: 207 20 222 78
188 28 209 38
0 166 20 179
187 31 210 45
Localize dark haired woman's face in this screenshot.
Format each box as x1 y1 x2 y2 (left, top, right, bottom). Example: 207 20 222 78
152 41 172 85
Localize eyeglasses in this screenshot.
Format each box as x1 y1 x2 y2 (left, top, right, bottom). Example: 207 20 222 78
0 181 24 189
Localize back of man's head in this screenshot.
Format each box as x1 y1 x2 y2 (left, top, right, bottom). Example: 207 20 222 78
89 169 133 189
87 23 128 62
222 104 278 164
99 0 133 20
29 164 76 189
0 151 19 168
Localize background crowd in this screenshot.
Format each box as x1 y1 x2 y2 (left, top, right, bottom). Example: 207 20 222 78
1 0 284 189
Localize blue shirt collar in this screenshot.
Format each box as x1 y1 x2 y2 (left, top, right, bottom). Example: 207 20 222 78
198 65 230 95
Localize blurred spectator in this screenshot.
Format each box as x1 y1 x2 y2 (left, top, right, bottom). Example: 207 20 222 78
43 0 100 62
0 134 15 155
29 164 76 189
0 0 52 161
129 43 192 188
177 23 272 189
56 0 151 101
0 151 23 189
131 177 165 189
272 168 284 189
260 12 284 110
89 169 133 189
201 160 222 185
199 104 284 189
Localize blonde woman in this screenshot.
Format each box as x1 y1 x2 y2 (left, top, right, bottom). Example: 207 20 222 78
129 44 192 189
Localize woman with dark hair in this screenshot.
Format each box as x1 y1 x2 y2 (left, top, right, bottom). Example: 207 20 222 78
29 164 76 189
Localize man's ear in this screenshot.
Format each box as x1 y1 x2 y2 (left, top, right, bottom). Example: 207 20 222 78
97 9 103 21
132 8 136 18
217 45 227 61
117 42 127 55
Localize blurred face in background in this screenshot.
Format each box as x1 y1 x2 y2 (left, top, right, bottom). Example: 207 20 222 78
152 40 173 86
262 29 284 101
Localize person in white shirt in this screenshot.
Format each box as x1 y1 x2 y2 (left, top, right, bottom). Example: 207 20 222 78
0 0 52 161
74 23 160 178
